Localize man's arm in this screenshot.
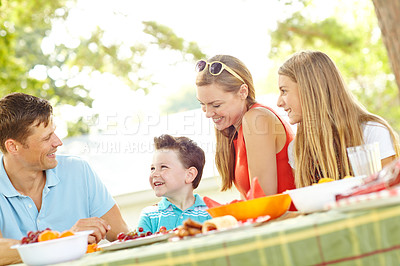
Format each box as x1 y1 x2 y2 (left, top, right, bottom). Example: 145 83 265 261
100 204 128 242
0 231 22 266
71 204 128 243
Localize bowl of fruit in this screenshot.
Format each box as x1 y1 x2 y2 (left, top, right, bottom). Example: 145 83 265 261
206 193 292 221
11 229 93 266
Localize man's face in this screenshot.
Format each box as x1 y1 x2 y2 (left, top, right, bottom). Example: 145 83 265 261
17 119 63 171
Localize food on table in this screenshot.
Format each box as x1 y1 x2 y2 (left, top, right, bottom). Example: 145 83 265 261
175 218 203 238
203 196 242 208
21 229 49 244
202 215 238 233
21 229 75 244
116 226 171 242
312 176 353 186
312 177 335 185
38 230 60 242
86 243 101 253
59 230 75 238
207 194 291 221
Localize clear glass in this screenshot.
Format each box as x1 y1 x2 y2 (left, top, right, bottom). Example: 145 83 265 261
347 142 382 177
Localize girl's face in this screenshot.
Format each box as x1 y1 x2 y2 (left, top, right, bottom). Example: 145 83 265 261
277 75 302 125
196 83 248 131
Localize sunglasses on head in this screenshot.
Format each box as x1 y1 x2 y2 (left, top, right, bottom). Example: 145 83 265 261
195 60 245 84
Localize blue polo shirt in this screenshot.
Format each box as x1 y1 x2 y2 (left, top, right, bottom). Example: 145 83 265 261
0 155 115 240
136 194 212 234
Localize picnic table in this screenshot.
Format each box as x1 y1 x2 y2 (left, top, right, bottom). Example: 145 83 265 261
33 202 400 266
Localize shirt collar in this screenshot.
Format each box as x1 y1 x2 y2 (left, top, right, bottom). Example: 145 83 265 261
158 194 206 211
0 157 19 197
0 156 60 198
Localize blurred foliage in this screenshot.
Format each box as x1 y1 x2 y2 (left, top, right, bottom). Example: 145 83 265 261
142 21 206 113
2 0 399 136
0 0 204 137
161 85 199 114
0 0 92 108
143 21 205 61
268 0 400 132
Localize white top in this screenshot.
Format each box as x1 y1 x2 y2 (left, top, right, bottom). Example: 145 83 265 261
288 122 396 169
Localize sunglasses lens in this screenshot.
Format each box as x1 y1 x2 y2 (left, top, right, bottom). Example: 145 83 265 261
210 62 223 75
195 60 207 72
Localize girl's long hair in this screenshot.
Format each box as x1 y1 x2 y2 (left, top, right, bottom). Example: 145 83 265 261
279 50 400 187
196 55 256 190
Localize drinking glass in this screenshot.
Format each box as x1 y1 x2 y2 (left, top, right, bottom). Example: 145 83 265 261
347 142 382 177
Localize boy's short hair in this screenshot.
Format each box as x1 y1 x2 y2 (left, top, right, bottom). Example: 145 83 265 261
154 134 205 189
0 93 53 153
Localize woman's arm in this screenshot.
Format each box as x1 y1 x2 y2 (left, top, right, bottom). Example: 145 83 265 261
242 108 286 196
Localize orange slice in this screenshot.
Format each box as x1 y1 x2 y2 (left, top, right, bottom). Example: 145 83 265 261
317 178 335 184
59 230 75 238
38 230 60 242
86 243 100 253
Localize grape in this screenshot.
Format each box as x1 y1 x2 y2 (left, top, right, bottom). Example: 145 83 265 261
115 227 172 242
20 229 49 244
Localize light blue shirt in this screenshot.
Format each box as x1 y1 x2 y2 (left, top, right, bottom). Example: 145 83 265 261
137 194 212 234
0 155 115 240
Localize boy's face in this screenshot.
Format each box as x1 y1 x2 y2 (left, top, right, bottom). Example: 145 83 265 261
150 149 190 198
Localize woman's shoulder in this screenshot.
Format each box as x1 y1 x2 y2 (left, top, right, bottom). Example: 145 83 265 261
244 105 277 122
242 106 286 136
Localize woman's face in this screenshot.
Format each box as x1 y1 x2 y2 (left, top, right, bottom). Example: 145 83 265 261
277 75 302 125
196 83 248 131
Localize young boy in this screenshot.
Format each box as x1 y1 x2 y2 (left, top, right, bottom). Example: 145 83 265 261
136 134 212 234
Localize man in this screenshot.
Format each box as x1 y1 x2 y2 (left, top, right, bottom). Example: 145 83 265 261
0 93 128 264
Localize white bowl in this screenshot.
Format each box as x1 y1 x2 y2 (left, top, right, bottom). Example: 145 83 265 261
284 176 366 213
11 230 93 266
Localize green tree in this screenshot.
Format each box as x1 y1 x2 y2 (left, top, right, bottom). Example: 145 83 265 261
268 0 400 131
0 0 93 107
0 0 204 136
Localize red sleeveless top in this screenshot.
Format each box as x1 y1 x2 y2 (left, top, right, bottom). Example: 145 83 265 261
233 103 296 209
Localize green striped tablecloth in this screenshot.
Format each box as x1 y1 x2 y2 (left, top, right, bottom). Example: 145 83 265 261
31 204 400 265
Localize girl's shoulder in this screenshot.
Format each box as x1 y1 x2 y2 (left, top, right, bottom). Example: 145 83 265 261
362 121 389 136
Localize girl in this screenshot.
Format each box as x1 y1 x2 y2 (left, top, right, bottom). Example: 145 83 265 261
277 50 400 187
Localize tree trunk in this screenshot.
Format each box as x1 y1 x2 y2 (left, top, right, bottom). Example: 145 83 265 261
372 0 400 93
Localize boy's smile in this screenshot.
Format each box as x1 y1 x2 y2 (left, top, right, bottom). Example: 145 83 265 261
153 181 165 186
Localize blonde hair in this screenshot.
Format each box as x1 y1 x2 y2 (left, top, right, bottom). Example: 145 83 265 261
278 50 400 187
196 55 256 190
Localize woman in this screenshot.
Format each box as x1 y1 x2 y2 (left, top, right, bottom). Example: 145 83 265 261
195 55 296 202
277 50 400 188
